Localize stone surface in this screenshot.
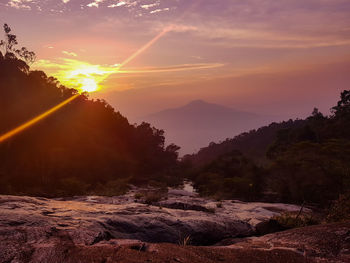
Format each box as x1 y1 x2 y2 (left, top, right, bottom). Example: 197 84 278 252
228 222 350 263
0 187 306 244
1 186 335 263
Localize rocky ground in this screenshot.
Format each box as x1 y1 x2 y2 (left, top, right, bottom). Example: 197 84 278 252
0 186 349 262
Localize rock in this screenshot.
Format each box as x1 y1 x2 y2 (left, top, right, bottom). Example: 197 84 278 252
0 194 255 246
255 219 287 236
228 222 350 263
1 223 350 262
0 190 316 262
157 200 210 212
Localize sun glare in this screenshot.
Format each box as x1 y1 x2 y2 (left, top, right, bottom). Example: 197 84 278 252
34 27 173 93
66 65 110 93
80 78 98 92
37 59 119 93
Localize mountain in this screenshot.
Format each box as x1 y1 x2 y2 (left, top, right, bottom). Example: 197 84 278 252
137 100 278 155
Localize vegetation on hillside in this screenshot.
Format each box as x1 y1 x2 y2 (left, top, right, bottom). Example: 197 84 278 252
184 119 306 166
1 22 349 216
189 150 264 201
0 24 181 197
186 92 350 207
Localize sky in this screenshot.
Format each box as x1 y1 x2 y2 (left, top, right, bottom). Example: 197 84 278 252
0 0 350 121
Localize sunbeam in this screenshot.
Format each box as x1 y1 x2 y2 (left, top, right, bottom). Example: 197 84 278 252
0 94 79 143
117 27 171 70
0 26 172 143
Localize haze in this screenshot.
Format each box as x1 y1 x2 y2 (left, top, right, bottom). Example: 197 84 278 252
1 0 350 153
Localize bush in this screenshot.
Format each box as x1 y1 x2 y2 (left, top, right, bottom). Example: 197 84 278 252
59 177 90 196
327 193 350 222
134 192 144 199
178 234 191 246
144 191 165 204
216 202 222 208
190 151 264 201
273 212 319 229
92 179 130 196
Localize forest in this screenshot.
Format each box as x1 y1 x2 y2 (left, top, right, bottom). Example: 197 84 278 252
1 24 350 216
0 24 181 197
185 94 350 209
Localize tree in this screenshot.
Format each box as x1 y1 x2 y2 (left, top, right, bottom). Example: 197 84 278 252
332 90 350 118
268 140 350 204
0 24 36 64
0 23 181 197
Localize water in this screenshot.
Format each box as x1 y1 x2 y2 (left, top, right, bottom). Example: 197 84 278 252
183 181 196 193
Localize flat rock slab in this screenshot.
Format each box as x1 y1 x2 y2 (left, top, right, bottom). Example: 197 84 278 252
0 191 314 262
0 192 305 244
228 222 350 263
1 222 349 263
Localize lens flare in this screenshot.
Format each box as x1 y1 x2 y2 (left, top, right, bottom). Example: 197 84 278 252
117 27 171 69
0 94 79 143
0 27 172 143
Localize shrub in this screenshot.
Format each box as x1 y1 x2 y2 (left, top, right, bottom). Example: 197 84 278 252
144 191 164 204
273 212 319 229
92 178 130 196
134 192 144 199
59 177 90 196
207 207 216 213
327 193 350 222
178 235 191 246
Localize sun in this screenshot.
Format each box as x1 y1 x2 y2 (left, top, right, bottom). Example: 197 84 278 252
69 67 103 93
49 60 118 93
80 78 98 92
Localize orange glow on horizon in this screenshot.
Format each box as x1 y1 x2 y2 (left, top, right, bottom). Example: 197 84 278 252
0 94 79 143
0 28 171 143
39 28 171 93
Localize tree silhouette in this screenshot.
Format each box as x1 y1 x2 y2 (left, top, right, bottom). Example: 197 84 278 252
0 24 36 64
332 90 350 117
186 90 350 205
0 23 181 197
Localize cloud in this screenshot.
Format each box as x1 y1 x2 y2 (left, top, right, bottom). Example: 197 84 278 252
87 0 104 8
62 51 78 57
141 2 159 10
191 25 350 49
33 58 223 92
7 0 33 10
150 8 169 14
108 1 126 8
62 0 70 3
116 63 224 74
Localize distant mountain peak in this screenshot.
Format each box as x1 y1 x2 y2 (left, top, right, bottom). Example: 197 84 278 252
181 99 237 113
137 100 275 155
187 99 207 105
182 99 228 111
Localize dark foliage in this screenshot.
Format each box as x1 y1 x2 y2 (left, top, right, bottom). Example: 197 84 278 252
0 25 180 197
190 150 264 201
184 119 307 167
186 91 350 206
327 193 350 222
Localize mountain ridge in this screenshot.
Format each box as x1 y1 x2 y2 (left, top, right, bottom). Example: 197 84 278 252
138 100 278 154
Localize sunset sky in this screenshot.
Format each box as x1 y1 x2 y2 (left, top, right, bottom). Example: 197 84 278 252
1 0 350 121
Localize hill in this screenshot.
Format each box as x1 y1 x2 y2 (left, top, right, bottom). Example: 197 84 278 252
0 25 181 197
185 119 306 166
184 92 350 205
139 100 277 155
